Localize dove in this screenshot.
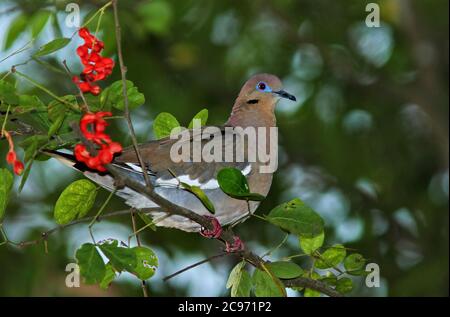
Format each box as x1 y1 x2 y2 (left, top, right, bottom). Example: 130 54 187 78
46 73 296 249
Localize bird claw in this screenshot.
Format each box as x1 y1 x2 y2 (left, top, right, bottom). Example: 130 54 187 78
225 236 244 253
200 216 223 239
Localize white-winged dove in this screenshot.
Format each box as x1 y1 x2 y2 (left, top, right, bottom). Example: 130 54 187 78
48 73 296 243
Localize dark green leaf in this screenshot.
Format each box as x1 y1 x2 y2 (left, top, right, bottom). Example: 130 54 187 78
75 243 106 284
14 95 46 114
48 114 65 137
33 38 71 57
344 253 366 274
299 230 324 255
103 80 145 111
48 95 76 122
54 180 97 225
180 182 215 214
315 244 346 269
153 112 180 139
336 277 353 294
320 272 337 286
252 268 285 297
0 168 14 221
217 167 265 201
267 261 303 279
0 80 19 105
4 14 28 50
19 135 49 162
99 263 116 290
99 241 137 273
188 109 208 129
266 198 324 238
30 10 52 38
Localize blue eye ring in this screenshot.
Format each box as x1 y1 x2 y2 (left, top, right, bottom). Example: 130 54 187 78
256 81 272 92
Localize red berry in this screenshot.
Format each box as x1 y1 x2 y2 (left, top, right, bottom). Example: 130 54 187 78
6 150 16 164
13 160 24 175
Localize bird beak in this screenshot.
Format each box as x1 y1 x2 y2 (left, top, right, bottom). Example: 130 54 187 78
273 90 296 101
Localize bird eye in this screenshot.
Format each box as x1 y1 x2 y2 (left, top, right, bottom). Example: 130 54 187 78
256 81 269 91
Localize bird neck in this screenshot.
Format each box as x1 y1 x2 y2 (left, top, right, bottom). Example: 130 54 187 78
226 101 277 128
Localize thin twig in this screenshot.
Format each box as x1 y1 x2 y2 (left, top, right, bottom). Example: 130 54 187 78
62 60 90 113
163 253 229 282
1 208 160 248
130 209 149 297
111 0 152 188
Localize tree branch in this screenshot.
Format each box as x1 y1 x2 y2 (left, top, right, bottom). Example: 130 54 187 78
67 122 342 297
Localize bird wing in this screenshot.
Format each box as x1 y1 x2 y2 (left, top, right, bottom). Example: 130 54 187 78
114 126 251 190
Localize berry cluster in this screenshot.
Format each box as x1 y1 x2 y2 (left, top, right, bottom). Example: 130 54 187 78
2 130 24 175
72 27 114 95
74 112 122 172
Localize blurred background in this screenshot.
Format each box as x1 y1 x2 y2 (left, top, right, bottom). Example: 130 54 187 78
0 0 448 296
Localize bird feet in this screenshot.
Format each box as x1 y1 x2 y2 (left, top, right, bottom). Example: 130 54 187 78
200 216 223 239
199 216 244 253
225 236 244 253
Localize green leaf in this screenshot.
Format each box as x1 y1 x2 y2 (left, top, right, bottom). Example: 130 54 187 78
33 38 71 57
98 241 137 273
227 261 251 296
226 261 246 289
19 135 49 162
131 246 158 280
100 263 116 290
320 272 337 286
153 112 180 139
54 180 97 225
104 80 145 111
14 95 46 114
304 288 322 297
233 270 252 297
267 261 303 279
180 182 215 214
137 212 157 231
303 270 322 296
344 253 366 274
47 95 76 122
138 1 173 35
217 167 265 201
266 198 324 238
0 169 14 221
30 10 52 38
336 277 353 294
315 244 346 269
252 268 285 297
0 80 19 105
75 243 106 284
299 230 324 255
4 14 28 50
188 109 208 129
48 114 65 137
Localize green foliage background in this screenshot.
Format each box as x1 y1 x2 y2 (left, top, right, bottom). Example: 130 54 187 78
0 0 448 296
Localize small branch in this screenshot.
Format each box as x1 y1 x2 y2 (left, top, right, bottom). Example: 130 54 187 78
2 208 160 248
130 208 149 297
283 277 343 297
62 60 90 113
163 252 229 282
111 0 152 188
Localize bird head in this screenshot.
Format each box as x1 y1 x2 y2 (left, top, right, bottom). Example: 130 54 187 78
228 73 296 126
238 73 296 104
